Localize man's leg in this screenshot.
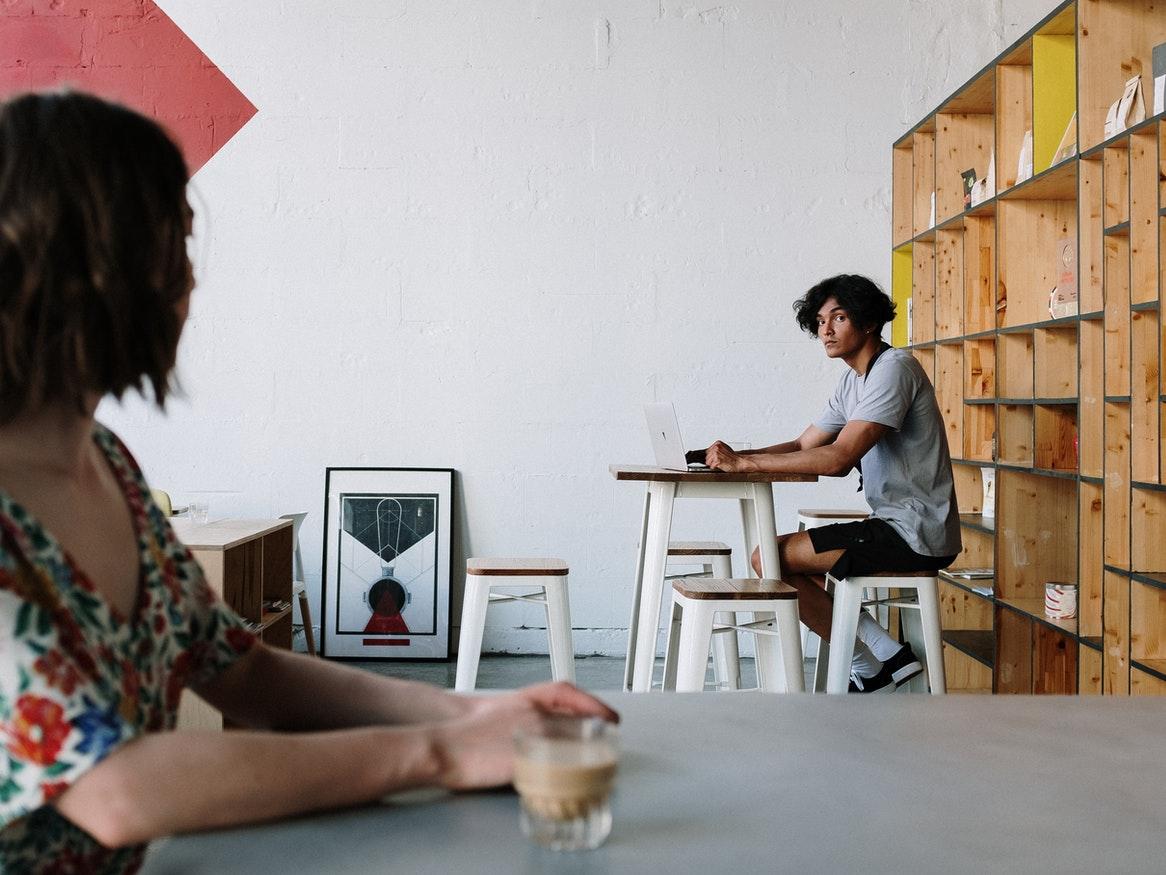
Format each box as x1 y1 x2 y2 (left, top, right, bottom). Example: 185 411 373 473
751 531 840 641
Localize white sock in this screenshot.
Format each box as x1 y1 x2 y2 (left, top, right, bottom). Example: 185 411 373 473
849 639 882 678
857 612 901 662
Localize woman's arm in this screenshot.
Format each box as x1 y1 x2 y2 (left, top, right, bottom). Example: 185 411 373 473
53 680 617 847
193 643 475 731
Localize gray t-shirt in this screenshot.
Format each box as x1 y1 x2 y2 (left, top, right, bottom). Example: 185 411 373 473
814 347 961 557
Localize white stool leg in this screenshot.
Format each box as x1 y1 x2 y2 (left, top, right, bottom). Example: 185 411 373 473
675 600 716 692
753 615 784 693
812 574 836 693
624 490 652 691
776 601 806 693
709 555 740 690
455 576 492 692
916 579 946 695
662 598 684 691
544 577 576 684
826 576 864 694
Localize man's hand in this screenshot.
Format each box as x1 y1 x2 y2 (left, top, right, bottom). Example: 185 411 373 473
434 682 618 791
705 440 751 472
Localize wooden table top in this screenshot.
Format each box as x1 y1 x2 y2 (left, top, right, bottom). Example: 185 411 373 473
609 464 817 483
170 518 292 551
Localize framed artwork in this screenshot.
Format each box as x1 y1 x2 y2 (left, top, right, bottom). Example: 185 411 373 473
320 467 453 659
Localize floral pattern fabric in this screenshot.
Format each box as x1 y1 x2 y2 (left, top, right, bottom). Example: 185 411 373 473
0 424 256 873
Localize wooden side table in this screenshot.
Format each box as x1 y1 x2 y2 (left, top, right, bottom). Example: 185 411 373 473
171 518 294 730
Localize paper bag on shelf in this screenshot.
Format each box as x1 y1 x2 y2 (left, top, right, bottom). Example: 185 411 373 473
1154 42 1166 115
1048 236 1078 319
1052 112 1077 164
1104 74 1146 138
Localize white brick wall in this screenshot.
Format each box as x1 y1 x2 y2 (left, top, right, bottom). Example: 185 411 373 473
103 0 1052 655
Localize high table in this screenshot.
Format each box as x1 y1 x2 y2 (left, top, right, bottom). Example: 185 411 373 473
142 693 1166 873
609 465 817 691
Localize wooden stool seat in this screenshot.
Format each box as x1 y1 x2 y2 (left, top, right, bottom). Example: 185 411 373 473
796 508 870 520
667 541 732 556
671 578 797 600
456 558 574 692
665 579 803 693
466 558 568 576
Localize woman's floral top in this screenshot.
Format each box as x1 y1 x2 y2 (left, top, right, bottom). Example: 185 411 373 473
0 424 257 873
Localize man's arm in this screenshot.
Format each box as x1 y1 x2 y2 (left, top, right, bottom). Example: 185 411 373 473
706 420 889 476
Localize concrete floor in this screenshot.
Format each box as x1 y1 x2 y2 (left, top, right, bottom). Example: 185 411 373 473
350 655 820 692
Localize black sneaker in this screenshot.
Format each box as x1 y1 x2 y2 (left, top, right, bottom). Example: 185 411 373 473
883 644 924 688
848 664 896 693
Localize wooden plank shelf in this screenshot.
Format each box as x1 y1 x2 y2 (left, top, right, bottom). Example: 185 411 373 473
1104 221 1131 237
959 513 995 534
997 597 1079 636
942 630 995 668
1130 301 1159 312
1131 659 1166 683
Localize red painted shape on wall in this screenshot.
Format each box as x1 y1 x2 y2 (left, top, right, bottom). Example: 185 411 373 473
0 1 256 175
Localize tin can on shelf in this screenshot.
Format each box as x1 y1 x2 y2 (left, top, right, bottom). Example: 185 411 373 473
1045 582 1078 620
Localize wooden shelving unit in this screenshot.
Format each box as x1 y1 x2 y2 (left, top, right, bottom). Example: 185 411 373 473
891 0 1166 695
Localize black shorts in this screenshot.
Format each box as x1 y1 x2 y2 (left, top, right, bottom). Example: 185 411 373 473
807 518 957 579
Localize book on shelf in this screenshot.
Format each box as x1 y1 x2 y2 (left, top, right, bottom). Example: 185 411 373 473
960 168 977 209
1048 236 1078 319
969 154 993 206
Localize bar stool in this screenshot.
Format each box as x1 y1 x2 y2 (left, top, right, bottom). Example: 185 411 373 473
663 578 804 693
796 509 868 686
666 542 740 690
455 558 574 692
824 570 945 695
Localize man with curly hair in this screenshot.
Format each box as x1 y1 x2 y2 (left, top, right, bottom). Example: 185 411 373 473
701 275 960 693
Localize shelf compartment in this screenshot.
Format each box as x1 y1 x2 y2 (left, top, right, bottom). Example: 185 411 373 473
1079 317 1105 477
965 404 996 462
995 469 1078 603
964 215 996 334
935 228 964 339
893 142 914 248
1080 643 1104 694
998 403 1034 466
1034 403 1078 470
935 72 995 225
1105 402 1132 569
1033 323 1077 398
1103 144 1131 227
912 240 936 344
1131 666 1166 694
1132 487 1166 572
953 526 995 575
996 43 1034 193
1032 18 1077 175
952 465 986 515
892 244 912 348
943 629 996 668
1104 569 1131 694
1130 579 1166 685
1132 310 1160 481
936 343 964 457
995 604 1033 693
1034 622 1079 693
1079 155 1105 312
997 199 1077 328
1130 130 1158 304
1104 235 1131 397
963 338 996 399
997 331 1034 399
1079 481 1104 638
912 128 936 237
1078 0 1166 152
911 346 935 383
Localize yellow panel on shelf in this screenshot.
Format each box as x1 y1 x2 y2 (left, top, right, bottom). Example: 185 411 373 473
891 243 912 348
1032 33 1076 173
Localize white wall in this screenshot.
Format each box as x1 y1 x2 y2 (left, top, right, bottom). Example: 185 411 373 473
103 0 1053 655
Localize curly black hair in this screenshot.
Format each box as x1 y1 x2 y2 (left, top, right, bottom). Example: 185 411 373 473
792 274 896 338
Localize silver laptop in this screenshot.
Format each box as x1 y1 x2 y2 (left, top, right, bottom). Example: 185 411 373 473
644 402 712 472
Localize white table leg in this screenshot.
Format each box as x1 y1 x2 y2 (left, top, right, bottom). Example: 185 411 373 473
749 483 782 691
623 488 653 691
631 481 676 692
739 498 758 578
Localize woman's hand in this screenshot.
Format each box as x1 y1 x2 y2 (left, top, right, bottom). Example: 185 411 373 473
705 440 751 472
434 682 618 791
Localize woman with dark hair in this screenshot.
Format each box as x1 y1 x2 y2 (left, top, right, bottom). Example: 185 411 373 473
701 274 960 693
0 91 615 872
